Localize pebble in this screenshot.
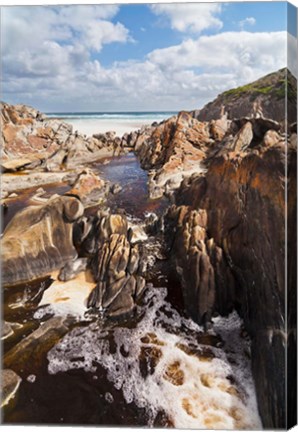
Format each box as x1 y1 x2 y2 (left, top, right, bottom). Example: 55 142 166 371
105 392 114 404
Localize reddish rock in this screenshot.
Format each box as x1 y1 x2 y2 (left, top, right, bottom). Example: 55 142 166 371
66 169 107 207
2 124 19 143
27 135 49 150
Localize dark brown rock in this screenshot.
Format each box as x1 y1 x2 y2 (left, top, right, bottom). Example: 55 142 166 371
165 125 294 428
3 317 70 375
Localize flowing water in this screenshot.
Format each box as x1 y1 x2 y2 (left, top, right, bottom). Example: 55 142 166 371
2 154 262 428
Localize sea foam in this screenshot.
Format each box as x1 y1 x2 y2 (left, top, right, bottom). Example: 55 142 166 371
47 287 262 429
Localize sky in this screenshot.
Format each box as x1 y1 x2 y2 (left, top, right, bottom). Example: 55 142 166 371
1 2 297 112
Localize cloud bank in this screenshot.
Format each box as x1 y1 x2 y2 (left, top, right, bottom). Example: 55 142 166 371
1 5 289 112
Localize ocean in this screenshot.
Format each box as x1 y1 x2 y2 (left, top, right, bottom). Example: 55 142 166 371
45 111 177 137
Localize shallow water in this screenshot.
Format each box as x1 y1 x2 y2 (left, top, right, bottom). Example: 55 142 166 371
92 153 168 218
2 154 262 428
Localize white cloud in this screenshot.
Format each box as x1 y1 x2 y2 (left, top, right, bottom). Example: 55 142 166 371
150 3 223 33
148 31 286 78
1 5 130 59
239 17 256 30
1 6 288 112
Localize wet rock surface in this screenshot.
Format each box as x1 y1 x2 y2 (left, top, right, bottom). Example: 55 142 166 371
1 196 83 286
162 117 296 427
3 317 70 375
1 369 22 408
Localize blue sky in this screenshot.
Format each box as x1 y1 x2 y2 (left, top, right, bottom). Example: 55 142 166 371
1 2 296 112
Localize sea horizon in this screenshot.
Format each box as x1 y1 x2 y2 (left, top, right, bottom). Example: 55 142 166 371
45 111 178 136
45 111 178 120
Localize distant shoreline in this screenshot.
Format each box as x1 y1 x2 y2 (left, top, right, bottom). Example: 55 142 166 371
46 112 177 137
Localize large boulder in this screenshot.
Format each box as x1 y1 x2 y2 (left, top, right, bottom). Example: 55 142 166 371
1 196 83 286
0 102 68 162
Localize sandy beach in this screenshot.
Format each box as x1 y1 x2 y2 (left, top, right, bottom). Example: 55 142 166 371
61 118 154 137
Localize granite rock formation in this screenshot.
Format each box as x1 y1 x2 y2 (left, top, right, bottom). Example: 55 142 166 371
126 111 218 198
1 196 83 286
85 213 146 317
65 168 109 207
162 115 296 428
1 369 22 407
1 102 125 172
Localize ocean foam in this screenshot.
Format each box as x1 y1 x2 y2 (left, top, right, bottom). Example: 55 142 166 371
47 287 262 429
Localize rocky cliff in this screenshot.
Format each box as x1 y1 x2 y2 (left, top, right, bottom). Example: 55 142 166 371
195 68 297 125
164 120 295 428
125 69 297 428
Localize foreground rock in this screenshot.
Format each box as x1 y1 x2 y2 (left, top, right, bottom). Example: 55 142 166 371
3 317 70 374
1 322 22 340
1 369 22 407
164 115 296 428
38 270 95 317
80 213 146 317
1 171 68 198
2 196 83 286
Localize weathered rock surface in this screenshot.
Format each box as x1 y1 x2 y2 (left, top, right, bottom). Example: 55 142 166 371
44 131 122 171
86 213 146 317
39 270 96 317
1 171 67 198
126 112 212 198
1 101 125 173
58 257 89 282
164 118 296 428
1 102 69 162
1 322 22 340
165 206 235 325
1 369 22 407
3 317 70 374
65 168 109 207
1 196 83 286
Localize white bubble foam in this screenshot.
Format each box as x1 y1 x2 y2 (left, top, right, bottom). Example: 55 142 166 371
47 288 262 429
27 374 36 383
